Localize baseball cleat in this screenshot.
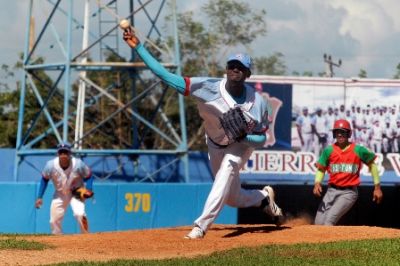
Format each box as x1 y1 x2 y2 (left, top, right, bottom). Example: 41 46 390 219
272 212 286 226
263 186 284 226
184 226 204 239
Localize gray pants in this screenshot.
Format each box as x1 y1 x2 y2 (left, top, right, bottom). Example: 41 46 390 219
315 186 358 225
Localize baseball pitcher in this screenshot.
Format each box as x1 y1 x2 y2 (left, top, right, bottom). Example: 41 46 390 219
122 25 284 239
35 142 94 234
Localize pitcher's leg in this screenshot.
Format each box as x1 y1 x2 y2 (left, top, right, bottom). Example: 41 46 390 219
224 147 266 207
194 154 238 233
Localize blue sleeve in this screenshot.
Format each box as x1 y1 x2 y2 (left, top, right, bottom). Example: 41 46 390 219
84 175 94 190
135 43 187 94
37 177 49 199
241 134 266 149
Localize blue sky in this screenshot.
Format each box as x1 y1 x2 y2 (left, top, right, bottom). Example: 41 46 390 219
1 0 400 80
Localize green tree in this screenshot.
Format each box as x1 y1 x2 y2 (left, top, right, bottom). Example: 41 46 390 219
291 71 316 77
393 63 400 79
302 71 314 77
0 64 15 92
0 64 19 147
253 53 286 75
358 69 367 78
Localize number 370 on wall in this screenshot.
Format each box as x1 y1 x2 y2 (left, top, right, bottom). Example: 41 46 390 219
124 193 151 213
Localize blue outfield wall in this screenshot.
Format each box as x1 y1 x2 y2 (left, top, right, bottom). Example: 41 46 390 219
0 183 236 234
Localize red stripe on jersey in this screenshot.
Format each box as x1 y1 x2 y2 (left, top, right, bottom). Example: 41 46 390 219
183 77 191 96
315 162 327 172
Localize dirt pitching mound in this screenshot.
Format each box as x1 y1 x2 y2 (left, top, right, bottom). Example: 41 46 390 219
2 220 400 266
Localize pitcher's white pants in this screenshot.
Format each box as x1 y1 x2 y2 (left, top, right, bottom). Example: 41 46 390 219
194 141 268 233
50 194 88 234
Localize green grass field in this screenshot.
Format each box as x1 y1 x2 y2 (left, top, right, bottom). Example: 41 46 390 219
0 237 48 250
4 237 399 266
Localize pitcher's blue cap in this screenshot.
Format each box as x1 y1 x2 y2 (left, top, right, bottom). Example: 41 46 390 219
227 53 252 70
57 142 72 153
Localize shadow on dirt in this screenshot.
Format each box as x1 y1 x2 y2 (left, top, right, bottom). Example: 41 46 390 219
216 225 291 238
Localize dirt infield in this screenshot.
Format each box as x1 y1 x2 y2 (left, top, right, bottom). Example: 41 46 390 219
2 218 400 266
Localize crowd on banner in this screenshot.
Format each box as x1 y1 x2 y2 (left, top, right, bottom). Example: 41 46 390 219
294 103 400 156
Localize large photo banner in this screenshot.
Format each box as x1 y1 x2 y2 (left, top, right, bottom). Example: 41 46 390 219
248 81 292 150
241 76 400 185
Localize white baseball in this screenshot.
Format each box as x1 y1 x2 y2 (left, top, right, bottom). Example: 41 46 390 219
119 19 130 30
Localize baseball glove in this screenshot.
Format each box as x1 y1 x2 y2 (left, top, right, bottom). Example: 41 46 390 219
219 107 250 142
72 187 94 201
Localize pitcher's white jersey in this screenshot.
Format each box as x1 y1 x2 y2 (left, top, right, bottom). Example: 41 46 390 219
42 157 91 198
187 77 270 146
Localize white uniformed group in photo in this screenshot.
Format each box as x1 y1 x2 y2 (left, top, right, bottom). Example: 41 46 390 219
295 103 400 156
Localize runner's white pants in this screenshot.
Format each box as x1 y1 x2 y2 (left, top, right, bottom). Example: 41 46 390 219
194 141 268 233
50 194 87 234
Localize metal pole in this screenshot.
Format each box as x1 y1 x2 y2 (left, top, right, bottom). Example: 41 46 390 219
75 0 90 149
129 0 139 149
171 0 189 182
323 54 342 78
63 0 73 142
14 0 34 181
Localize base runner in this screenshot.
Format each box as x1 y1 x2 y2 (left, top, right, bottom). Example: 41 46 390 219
313 119 383 225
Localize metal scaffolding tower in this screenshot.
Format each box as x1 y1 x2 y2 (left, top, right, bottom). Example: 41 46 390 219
97 0 119 61
15 0 189 182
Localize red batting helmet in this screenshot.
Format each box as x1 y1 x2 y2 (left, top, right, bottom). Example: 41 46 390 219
333 119 351 131
332 119 352 138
